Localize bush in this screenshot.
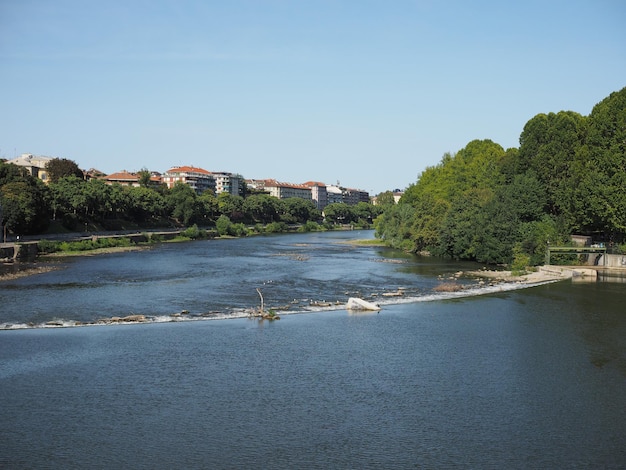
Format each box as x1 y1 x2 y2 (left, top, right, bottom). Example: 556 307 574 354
230 223 248 237
298 221 322 232
265 222 287 233
181 224 205 239
510 251 531 275
216 215 232 236
37 239 61 254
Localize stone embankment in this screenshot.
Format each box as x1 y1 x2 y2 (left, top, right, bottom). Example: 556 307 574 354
465 265 601 284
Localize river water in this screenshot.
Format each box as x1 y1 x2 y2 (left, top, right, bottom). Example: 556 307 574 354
1 230 625 468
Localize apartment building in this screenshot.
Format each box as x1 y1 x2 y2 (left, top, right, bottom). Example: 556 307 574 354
302 181 328 210
247 179 313 201
162 166 216 194
211 171 245 196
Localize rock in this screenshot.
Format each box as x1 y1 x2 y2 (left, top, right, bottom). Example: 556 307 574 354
121 314 146 322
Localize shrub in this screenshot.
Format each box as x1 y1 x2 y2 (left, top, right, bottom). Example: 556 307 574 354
265 222 287 233
37 239 61 254
298 221 322 232
510 251 531 275
181 224 205 239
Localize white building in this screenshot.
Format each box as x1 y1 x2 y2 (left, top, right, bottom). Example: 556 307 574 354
211 172 244 196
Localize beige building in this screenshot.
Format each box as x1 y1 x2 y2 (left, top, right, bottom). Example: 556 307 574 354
5 153 53 183
247 179 312 201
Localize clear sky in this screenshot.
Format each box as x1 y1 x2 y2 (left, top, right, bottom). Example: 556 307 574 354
1 1 624 195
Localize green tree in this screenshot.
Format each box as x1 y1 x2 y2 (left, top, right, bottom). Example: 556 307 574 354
0 160 30 185
166 182 200 226
128 186 165 222
243 194 281 224
518 111 587 220
323 203 353 224
217 192 245 222
375 191 396 207
0 180 50 234
49 175 88 217
45 158 83 183
198 191 219 223
281 197 320 224
137 168 152 188
571 87 626 240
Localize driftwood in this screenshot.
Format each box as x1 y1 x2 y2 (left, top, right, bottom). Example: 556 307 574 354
254 288 280 320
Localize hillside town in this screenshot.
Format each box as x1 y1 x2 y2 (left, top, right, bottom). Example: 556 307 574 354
5 153 397 210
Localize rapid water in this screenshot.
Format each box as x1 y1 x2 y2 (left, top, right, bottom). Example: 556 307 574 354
1 230 625 468
0 230 532 329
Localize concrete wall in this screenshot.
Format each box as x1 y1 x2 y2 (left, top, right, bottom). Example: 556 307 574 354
598 254 626 268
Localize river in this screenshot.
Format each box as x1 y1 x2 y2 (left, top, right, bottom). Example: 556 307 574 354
1 230 625 468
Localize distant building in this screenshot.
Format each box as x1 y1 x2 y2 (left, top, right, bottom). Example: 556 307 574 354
102 171 162 187
247 179 312 201
325 184 370 206
162 166 216 194
103 171 140 187
6 153 53 183
326 185 344 205
85 168 107 180
302 181 328 210
343 187 370 205
211 171 245 196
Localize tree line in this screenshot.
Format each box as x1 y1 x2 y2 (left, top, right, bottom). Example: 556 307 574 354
0 161 382 237
374 87 626 266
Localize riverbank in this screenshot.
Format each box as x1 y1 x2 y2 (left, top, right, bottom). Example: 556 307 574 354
464 265 617 284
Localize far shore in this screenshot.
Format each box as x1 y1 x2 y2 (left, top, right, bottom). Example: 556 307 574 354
2 235 623 284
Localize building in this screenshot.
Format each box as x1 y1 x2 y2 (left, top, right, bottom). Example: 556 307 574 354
302 181 328 210
103 171 140 187
325 185 344 205
343 187 370 205
247 179 312 201
324 184 370 206
211 172 245 196
162 166 216 194
5 154 53 183
102 171 162 187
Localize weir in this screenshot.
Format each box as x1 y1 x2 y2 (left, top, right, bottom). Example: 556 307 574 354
546 245 607 266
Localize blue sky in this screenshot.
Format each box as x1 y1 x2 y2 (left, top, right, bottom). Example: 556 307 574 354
1 0 624 194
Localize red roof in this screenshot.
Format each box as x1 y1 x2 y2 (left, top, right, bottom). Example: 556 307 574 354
105 171 138 181
165 166 210 175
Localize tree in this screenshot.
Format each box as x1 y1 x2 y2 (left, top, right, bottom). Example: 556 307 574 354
128 186 165 222
0 161 29 185
375 191 396 207
198 191 219 223
280 197 320 224
217 192 245 221
166 182 200 226
137 168 152 188
49 175 88 218
45 158 83 183
0 180 50 234
323 203 353 224
243 194 281 224
572 87 626 240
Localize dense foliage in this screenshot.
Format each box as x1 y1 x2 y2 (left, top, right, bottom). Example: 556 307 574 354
375 87 626 265
0 159 381 236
